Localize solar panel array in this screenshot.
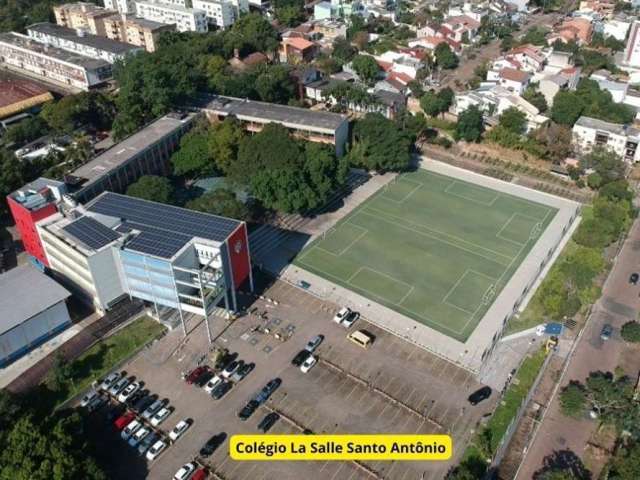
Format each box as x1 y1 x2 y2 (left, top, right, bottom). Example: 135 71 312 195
63 216 121 250
87 193 242 259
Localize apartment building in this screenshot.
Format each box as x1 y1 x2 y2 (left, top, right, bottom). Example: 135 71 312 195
572 116 640 163
193 0 248 29
0 32 112 91
53 2 116 36
27 22 141 63
135 1 208 32
103 15 174 52
104 0 136 14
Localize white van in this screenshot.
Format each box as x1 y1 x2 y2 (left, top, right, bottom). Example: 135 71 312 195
347 330 374 349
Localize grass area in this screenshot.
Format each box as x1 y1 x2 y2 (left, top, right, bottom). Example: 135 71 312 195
46 316 165 409
295 169 557 341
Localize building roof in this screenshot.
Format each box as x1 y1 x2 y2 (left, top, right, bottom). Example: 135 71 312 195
0 32 110 70
27 22 140 55
500 67 530 83
283 37 315 51
0 78 53 119
86 192 242 258
199 94 347 133
0 264 70 335
574 115 640 137
71 112 197 190
120 14 173 30
9 177 65 210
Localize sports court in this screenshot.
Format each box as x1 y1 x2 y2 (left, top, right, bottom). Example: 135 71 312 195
294 169 558 342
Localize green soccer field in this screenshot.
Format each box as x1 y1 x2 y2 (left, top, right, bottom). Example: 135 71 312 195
294 169 558 342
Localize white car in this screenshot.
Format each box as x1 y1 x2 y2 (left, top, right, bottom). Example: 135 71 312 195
145 439 167 461
150 407 171 427
204 375 223 394
121 419 141 441
108 377 130 397
536 324 547 336
142 399 165 420
117 382 140 403
98 372 121 392
173 463 196 480
300 355 317 373
221 360 242 379
80 389 98 408
341 310 360 328
333 307 351 324
169 419 191 441
128 426 150 447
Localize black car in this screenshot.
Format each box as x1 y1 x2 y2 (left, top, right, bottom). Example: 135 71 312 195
215 351 238 370
232 362 255 382
200 433 227 457
468 386 492 405
257 412 280 433
125 389 146 406
291 350 311 367
211 380 232 400
238 400 260 421
195 369 215 388
600 324 613 341
132 393 157 413
630 273 639 285
255 378 282 404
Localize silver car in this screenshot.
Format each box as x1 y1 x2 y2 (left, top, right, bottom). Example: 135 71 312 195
305 335 324 353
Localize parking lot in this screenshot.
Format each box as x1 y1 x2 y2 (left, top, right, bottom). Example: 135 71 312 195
86 277 496 480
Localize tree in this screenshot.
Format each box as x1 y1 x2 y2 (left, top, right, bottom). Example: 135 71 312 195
420 88 454 118
0 149 27 216
520 26 549 45
523 84 548 112
600 180 633 202
621 321 640 343
560 382 587 418
208 118 246 175
230 13 279 53
434 43 459 69
171 128 216 179
609 442 640 479
498 107 527 135
530 123 571 162
551 90 584 126
331 37 356 64
455 106 484 142
254 64 296 103
3 116 50 146
580 147 626 186
41 92 115 134
275 5 305 27
351 55 380 85
350 113 412 172
186 188 251 221
126 175 174 204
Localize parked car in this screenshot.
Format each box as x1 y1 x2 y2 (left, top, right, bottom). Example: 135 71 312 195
137 432 160 455
121 419 142 441
126 389 146 407
99 372 121 392
80 389 98 408
192 468 208 480
132 393 156 414
215 351 238 370
238 400 259 421
221 360 243 379
174 463 196 480
601 324 613 341
118 382 141 403
145 439 167 461
341 310 360 328
291 350 311 367
468 386 492 406
333 307 352 324
300 355 317 373
204 375 223 394
257 412 280 433
185 366 209 385
108 377 130 397
231 362 255 382
630 273 639 285
150 406 172 427
199 433 227 457
211 380 232 400
255 378 282 404
128 426 150 447
86 393 107 412
114 412 136 431
169 419 192 441
305 335 324 353
142 399 166 420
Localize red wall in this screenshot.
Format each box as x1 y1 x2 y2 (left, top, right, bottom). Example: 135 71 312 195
7 197 57 266
227 223 251 289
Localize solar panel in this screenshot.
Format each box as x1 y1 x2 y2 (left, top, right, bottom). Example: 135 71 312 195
124 222 191 258
63 216 121 250
87 193 241 246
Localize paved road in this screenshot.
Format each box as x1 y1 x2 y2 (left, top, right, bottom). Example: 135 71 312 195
516 219 640 479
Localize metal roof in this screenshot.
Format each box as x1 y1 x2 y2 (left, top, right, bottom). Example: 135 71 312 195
0 264 70 335
87 192 241 258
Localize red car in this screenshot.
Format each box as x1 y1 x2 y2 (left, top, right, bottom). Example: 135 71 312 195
192 468 208 480
185 366 208 385
114 411 136 431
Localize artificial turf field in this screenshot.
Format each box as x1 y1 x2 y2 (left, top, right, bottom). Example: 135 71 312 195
294 169 558 342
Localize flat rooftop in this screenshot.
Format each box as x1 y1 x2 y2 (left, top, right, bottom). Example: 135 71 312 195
71 112 197 189
0 32 110 70
199 94 348 133
27 22 140 56
0 264 70 335
574 115 640 138
0 78 53 118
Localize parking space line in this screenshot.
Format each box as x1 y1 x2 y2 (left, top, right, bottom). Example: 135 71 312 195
343 383 360 402
238 464 258 480
329 463 346 480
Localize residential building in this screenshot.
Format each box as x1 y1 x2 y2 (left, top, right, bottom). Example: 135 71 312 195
200 94 349 156
53 2 116 36
441 15 481 43
578 0 615 18
103 14 175 52
622 20 640 69
487 67 530 94
0 32 112 91
537 67 581 106
0 264 71 367
193 0 248 29
572 115 640 162
502 44 546 72
103 0 136 14
590 69 628 102
313 0 363 20
0 78 53 120
26 22 142 64
547 17 593 45
37 192 252 336
7 178 67 268
279 37 318 63
135 1 208 32
374 50 425 81
602 17 631 41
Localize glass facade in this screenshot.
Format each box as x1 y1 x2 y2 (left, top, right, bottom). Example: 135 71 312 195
120 250 179 308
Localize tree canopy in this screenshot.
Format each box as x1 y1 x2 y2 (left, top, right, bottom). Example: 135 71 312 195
434 43 459 69
126 175 174 204
41 92 115 134
455 106 484 142
420 88 454 118
171 126 217 179
186 188 251 221
351 55 381 85
621 321 640 343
